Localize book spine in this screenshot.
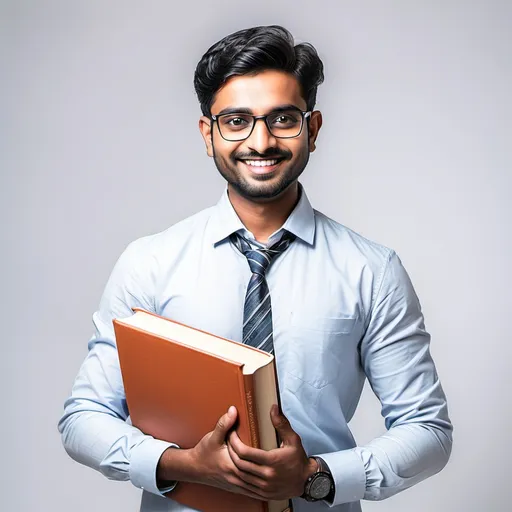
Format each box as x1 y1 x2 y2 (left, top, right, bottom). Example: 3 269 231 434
243 373 261 449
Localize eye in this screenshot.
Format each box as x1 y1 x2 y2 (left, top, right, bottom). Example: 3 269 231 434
275 115 291 124
228 117 247 126
269 111 301 126
220 115 251 130
218 115 253 134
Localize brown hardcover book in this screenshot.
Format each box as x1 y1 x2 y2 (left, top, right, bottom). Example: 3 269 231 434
113 308 292 512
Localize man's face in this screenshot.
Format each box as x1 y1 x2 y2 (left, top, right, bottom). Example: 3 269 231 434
199 70 322 202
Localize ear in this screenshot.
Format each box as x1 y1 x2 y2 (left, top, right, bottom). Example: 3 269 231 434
308 111 323 153
199 116 214 157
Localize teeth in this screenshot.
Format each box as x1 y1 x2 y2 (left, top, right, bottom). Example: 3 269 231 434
244 159 279 167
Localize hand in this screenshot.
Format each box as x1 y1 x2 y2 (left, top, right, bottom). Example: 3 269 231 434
187 406 269 500
226 404 318 501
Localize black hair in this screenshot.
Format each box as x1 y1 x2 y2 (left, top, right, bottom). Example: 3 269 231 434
193 25 324 117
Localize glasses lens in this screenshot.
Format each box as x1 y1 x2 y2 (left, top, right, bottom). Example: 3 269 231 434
267 110 303 138
216 110 305 141
218 114 254 141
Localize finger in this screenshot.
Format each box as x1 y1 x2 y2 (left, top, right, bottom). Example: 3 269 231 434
226 437 269 479
226 476 268 501
270 404 297 446
228 429 274 465
226 463 279 502
224 453 273 500
211 406 237 445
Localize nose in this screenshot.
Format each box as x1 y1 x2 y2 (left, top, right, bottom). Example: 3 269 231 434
246 118 277 154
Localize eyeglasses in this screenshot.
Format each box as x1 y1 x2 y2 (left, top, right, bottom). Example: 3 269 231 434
211 108 312 142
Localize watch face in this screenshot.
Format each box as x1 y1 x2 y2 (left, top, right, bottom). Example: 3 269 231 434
310 473 332 499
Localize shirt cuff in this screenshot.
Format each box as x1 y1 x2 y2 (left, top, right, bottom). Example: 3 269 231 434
129 438 180 496
314 449 366 507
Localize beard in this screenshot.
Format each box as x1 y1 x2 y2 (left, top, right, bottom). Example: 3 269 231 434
212 140 310 201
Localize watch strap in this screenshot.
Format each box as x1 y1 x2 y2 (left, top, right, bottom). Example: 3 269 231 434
312 456 335 502
313 456 329 474
301 457 334 502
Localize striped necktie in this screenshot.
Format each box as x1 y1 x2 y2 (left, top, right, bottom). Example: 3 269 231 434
230 231 296 354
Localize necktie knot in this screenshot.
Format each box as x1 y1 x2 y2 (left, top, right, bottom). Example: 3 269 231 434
230 231 296 277
245 250 272 276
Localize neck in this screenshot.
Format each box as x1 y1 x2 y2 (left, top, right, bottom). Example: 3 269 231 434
228 183 300 244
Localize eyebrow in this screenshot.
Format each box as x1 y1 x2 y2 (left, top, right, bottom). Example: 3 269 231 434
214 104 303 116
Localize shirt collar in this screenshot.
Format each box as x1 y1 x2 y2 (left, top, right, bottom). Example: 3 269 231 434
207 183 315 247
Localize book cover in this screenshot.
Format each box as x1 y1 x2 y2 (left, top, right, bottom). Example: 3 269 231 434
114 308 291 512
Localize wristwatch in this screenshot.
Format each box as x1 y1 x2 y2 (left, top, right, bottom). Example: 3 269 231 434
301 456 335 502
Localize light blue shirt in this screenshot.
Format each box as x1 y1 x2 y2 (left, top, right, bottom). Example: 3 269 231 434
58 185 452 512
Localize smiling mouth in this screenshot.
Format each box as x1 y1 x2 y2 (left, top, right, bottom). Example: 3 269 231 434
237 158 285 174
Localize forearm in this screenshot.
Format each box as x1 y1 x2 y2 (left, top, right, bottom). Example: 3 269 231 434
156 446 197 486
59 407 177 494
359 421 451 500
316 419 452 506
59 408 138 480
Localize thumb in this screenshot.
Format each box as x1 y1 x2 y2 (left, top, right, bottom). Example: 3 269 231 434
270 404 295 445
211 406 238 445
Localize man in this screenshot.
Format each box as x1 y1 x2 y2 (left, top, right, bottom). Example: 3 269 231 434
59 25 452 512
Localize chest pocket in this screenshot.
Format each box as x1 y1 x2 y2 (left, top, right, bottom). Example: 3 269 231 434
284 315 359 390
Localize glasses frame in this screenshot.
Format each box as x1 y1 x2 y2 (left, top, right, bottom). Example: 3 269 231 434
210 108 312 142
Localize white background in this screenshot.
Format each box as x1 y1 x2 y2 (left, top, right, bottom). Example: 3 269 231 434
2 1 511 510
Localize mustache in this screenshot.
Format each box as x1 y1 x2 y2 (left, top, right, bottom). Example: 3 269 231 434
233 149 292 161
